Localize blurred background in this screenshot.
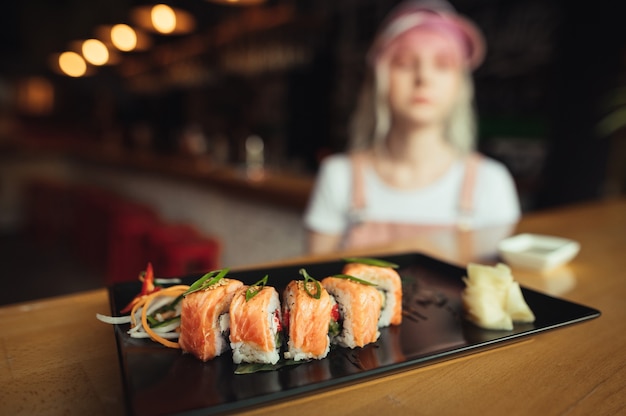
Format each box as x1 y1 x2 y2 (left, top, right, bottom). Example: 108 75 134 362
1 0 625 304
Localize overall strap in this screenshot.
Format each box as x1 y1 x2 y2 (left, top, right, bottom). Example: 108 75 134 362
350 152 368 211
458 152 482 229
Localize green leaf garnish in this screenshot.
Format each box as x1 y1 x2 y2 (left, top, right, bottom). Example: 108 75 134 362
152 293 184 315
149 316 181 329
299 268 322 299
328 319 341 338
332 273 377 286
183 268 230 297
245 275 269 301
343 257 399 269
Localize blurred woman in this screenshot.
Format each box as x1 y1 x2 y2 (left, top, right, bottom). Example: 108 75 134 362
305 0 520 254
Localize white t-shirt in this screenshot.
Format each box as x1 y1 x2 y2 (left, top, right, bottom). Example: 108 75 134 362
304 153 521 235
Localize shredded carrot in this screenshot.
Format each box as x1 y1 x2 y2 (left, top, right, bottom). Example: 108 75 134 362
129 285 190 348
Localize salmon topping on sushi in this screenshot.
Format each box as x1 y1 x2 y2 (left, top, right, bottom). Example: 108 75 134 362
321 276 382 348
342 261 403 327
178 278 243 362
283 276 333 360
229 285 282 364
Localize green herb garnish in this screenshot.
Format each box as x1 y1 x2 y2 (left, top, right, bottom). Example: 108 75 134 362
299 268 322 299
344 257 399 269
331 273 377 286
245 274 269 301
274 331 283 348
183 268 230 297
151 293 184 315
148 316 181 329
328 319 341 337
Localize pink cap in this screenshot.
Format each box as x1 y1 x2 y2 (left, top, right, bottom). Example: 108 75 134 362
368 0 486 70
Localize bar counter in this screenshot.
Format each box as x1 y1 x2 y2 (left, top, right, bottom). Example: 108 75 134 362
4 140 314 211
1 198 625 415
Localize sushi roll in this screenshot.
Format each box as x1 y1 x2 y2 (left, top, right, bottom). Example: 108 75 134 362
342 260 403 327
178 274 243 362
321 275 382 348
229 278 282 365
282 270 333 361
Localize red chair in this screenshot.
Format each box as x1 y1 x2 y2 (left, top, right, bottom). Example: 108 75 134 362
105 201 159 284
149 228 221 278
67 185 163 284
69 186 117 270
143 222 199 265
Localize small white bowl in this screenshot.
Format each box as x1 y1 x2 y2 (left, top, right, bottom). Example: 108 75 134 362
498 233 580 271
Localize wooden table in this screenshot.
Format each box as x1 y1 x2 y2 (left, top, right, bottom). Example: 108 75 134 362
1 198 625 415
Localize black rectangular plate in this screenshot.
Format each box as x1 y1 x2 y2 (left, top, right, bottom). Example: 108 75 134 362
108 252 601 416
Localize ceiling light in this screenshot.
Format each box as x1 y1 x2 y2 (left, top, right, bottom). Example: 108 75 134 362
95 25 151 52
58 52 87 77
131 4 195 34
111 24 138 51
151 4 176 34
81 39 109 65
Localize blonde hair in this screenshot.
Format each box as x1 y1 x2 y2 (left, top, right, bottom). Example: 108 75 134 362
348 61 477 155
